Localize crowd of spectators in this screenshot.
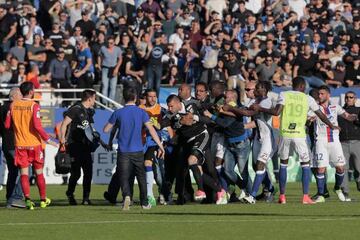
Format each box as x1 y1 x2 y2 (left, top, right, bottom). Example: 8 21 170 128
0 0 360 106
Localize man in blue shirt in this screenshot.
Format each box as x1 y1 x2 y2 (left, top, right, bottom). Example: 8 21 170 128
74 38 94 89
103 87 165 210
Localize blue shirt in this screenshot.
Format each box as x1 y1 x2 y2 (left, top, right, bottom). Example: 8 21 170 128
77 47 94 73
108 105 149 153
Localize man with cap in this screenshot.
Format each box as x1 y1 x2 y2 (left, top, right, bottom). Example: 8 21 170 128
47 48 72 107
350 16 360 45
129 7 152 38
145 31 165 96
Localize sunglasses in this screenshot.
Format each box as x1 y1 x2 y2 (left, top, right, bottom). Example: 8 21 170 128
245 88 255 91
345 96 355 99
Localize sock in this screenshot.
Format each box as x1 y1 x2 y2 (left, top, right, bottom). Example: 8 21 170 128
215 166 228 191
145 166 154 197
279 164 288 194
202 173 221 192
263 171 274 192
324 173 329 193
302 165 311 195
36 173 46 200
335 172 345 190
190 165 204 191
316 173 325 195
20 174 30 199
251 169 266 197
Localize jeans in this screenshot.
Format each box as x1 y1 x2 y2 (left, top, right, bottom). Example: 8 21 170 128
301 75 325 88
153 156 166 195
101 67 118 104
4 150 23 203
146 64 162 96
223 139 252 192
117 151 148 205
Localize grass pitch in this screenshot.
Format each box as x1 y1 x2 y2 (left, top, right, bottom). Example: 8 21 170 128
1 183 360 240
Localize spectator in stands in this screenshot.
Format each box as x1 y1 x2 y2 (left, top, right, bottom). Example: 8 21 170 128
146 32 165 96
0 60 12 83
0 4 17 59
47 48 72 107
75 9 96 41
74 38 94 89
22 15 44 47
99 36 122 105
345 56 360 86
8 36 27 64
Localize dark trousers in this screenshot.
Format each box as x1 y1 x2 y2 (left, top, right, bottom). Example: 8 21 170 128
4 150 20 200
76 72 94 98
146 64 162 97
67 143 93 200
174 144 194 203
107 166 134 201
117 151 148 205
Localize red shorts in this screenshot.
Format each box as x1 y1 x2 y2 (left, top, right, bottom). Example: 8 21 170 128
15 145 44 169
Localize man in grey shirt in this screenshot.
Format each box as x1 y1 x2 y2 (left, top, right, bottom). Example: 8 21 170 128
47 48 72 107
98 36 122 105
256 56 278 83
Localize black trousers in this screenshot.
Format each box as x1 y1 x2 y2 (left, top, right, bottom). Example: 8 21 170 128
4 150 19 200
67 143 93 200
174 144 194 202
107 165 134 202
117 151 148 205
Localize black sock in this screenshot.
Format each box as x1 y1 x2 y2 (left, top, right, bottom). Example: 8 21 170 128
203 173 221 192
190 165 204 191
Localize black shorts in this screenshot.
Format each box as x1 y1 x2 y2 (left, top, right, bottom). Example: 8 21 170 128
144 146 158 161
186 130 210 165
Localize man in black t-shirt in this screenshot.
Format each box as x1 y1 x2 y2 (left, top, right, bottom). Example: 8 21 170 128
293 44 325 88
0 5 17 58
59 90 97 206
145 32 165 96
75 10 96 41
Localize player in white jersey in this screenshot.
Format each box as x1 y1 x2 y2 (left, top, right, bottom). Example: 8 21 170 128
243 81 276 204
312 86 357 203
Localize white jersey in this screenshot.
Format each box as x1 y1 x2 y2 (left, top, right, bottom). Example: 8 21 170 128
254 97 273 140
314 104 345 142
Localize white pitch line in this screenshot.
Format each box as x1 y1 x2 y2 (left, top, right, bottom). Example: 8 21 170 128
1 217 360 226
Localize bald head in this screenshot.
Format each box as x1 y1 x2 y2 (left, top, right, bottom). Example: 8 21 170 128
225 90 238 104
178 83 191 100
245 81 256 99
9 87 22 101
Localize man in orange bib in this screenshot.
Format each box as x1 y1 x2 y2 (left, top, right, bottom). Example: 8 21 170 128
5 82 57 210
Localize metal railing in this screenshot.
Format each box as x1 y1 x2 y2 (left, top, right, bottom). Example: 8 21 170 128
0 86 122 112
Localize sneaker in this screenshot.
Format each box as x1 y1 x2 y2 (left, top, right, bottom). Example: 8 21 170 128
40 198 51 208
122 196 131 211
216 189 227 205
141 204 152 210
334 189 346 202
278 194 286 204
344 193 352 202
9 199 26 208
66 193 77 205
238 189 246 201
25 199 35 210
159 194 166 205
104 191 117 204
313 195 325 203
302 194 316 204
243 194 256 204
81 199 92 205
323 190 330 198
148 196 157 207
194 190 206 201
264 191 275 203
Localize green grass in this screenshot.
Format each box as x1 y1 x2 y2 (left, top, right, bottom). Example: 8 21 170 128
1 183 360 240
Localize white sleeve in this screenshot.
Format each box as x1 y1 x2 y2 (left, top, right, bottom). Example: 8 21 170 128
308 96 320 112
276 92 285 106
260 98 272 109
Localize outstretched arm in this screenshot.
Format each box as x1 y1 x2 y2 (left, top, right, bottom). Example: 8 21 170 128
314 110 337 130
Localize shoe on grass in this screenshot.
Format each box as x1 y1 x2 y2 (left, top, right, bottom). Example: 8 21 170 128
25 199 35 210
40 198 51 208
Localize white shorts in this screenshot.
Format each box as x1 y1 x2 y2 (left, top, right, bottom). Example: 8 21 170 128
312 140 346 168
253 133 276 164
210 132 225 159
278 137 310 163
